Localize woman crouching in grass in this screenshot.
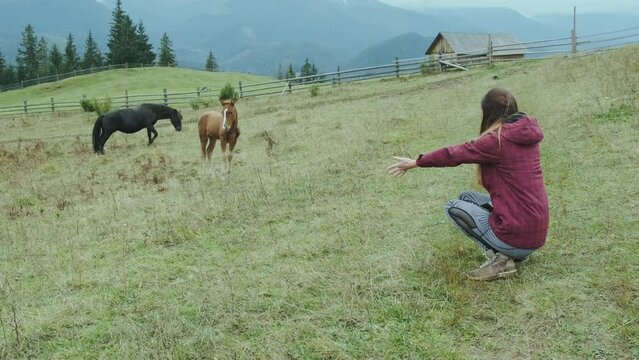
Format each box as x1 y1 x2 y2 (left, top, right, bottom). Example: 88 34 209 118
388 88 549 281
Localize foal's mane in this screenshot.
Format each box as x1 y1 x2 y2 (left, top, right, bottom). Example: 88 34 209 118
139 103 176 118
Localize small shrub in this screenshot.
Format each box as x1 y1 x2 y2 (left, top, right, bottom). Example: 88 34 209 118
158 223 197 247
594 102 635 123
219 82 239 102
80 98 94 112
309 84 320 97
190 97 216 110
80 97 111 115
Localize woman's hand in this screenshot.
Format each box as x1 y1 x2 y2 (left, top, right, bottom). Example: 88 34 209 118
387 156 417 177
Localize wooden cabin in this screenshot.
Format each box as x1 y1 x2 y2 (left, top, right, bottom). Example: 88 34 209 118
425 32 526 61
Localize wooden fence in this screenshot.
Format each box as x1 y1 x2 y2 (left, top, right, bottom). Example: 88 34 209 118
0 63 155 92
1 27 638 118
0 54 490 117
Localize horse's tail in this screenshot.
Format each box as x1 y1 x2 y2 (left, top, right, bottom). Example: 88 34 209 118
92 115 104 153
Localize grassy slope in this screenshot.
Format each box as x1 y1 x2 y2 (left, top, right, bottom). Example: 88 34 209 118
0 67 274 107
0 47 638 359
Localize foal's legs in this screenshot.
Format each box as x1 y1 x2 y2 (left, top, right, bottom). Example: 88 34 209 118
227 136 238 174
205 138 218 177
220 139 230 175
199 137 208 160
206 137 217 162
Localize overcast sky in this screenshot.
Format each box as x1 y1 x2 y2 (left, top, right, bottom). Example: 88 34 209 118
94 0 639 17
378 0 639 17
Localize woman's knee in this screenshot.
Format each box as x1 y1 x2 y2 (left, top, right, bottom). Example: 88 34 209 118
457 190 475 201
444 199 463 212
444 204 480 239
447 207 477 229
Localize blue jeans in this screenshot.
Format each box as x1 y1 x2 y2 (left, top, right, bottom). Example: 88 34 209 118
444 191 537 260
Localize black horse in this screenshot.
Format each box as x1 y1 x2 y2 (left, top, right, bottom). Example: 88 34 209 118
92 103 183 154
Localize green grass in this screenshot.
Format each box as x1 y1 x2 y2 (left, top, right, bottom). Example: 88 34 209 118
0 67 274 107
0 46 638 359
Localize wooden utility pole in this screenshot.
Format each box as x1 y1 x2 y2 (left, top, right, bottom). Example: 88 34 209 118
571 6 577 54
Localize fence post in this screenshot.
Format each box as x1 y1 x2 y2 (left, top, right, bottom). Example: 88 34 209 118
337 66 341 84
23 100 27 114
197 87 201 97
287 81 292 94
163 88 168 105
125 90 129 108
238 81 243 99
488 34 493 66
51 97 55 113
395 57 400 78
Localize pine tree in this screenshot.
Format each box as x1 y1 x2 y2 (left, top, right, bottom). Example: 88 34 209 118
0 51 16 85
158 32 176 67
205 50 218 71
300 58 318 82
1 63 16 86
0 51 5 85
106 0 138 65
276 64 284 80
120 16 138 63
63 33 80 72
106 0 124 64
36 37 49 76
300 58 312 77
49 44 63 74
285 63 295 79
82 31 103 68
135 21 155 65
16 24 39 80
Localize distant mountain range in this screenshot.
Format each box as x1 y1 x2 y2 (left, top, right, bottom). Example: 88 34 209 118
346 33 434 68
0 0 637 76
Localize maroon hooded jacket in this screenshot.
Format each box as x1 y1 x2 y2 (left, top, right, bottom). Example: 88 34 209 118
416 115 549 249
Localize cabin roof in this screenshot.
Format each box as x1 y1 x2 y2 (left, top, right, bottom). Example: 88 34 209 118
425 32 526 55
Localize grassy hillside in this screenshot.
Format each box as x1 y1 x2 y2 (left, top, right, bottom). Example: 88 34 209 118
0 46 638 358
0 67 274 107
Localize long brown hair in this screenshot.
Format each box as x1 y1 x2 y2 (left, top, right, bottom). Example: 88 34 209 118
476 88 519 186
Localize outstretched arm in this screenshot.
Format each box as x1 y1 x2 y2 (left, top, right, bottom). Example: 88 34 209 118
415 133 501 168
388 132 501 176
